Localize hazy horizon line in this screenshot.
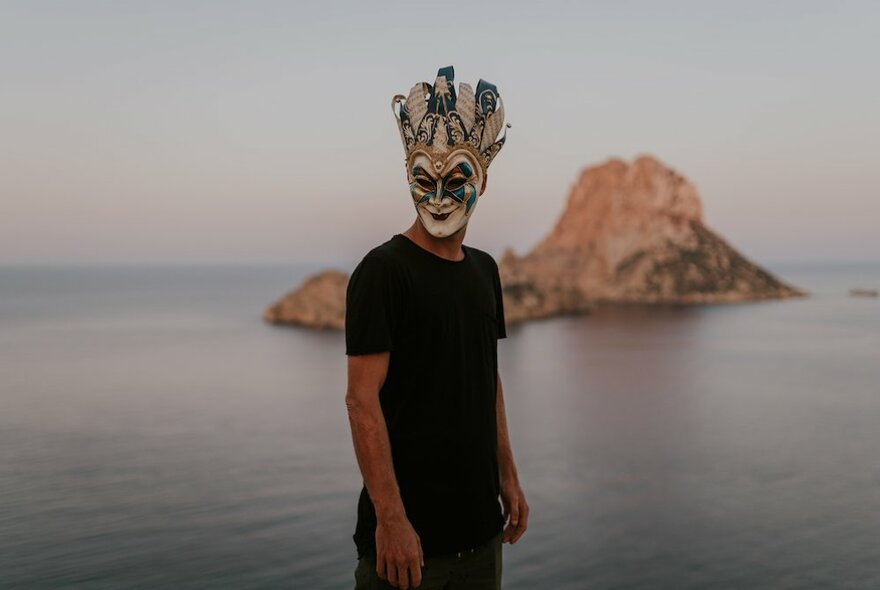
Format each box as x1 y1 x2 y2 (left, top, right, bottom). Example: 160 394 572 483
2 257 879 269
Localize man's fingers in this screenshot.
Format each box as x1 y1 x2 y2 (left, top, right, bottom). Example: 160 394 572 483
376 556 387 580
503 497 517 542
382 557 422 589
511 502 529 543
509 498 520 526
397 561 421 590
418 539 425 567
502 496 529 544
502 511 518 543
385 561 398 586
516 501 528 529
397 564 410 590
409 560 422 588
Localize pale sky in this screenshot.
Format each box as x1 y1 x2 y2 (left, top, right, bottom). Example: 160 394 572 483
2 0 878 265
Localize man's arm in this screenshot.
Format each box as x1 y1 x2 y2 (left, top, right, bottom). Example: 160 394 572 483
345 353 423 590
496 370 529 544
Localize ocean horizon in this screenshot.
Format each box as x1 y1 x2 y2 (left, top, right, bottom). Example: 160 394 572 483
1 261 878 589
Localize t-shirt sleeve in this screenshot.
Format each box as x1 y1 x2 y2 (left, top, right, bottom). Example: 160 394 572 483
492 258 507 340
345 252 401 355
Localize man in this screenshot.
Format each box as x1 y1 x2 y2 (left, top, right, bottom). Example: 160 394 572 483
345 66 527 590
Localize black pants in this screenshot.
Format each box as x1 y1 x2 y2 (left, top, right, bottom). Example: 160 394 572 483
354 532 502 590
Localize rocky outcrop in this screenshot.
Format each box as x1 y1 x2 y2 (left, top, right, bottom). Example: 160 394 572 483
849 288 878 298
499 155 804 310
263 270 348 329
496 247 594 323
264 155 804 329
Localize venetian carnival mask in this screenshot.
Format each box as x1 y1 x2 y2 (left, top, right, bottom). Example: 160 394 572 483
392 66 509 238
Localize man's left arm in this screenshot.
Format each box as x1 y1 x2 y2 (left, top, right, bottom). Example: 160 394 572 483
496 370 529 544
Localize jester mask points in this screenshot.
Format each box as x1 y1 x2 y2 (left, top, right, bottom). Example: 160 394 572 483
392 66 509 238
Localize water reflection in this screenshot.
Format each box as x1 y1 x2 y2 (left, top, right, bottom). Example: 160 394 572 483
500 301 880 589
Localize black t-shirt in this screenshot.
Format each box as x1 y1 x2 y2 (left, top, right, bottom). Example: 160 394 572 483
345 233 507 558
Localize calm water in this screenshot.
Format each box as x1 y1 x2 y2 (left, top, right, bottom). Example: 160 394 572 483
1 262 878 589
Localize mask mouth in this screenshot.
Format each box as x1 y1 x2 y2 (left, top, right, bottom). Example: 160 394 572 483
430 211 452 221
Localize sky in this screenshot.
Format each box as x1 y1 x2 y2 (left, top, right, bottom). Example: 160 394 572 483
1 0 878 266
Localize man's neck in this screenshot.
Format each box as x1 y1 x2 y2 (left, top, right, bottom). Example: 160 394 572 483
401 219 467 262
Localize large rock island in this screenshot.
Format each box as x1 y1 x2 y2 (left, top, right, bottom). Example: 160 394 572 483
264 155 804 329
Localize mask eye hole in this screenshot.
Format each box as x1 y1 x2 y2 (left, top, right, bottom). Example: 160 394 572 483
414 175 435 191
445 175 466 192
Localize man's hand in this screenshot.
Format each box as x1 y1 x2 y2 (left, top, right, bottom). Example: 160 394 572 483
375 514 424 589
500 478 529 544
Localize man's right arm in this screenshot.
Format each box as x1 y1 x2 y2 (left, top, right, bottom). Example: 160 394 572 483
346 352 423 590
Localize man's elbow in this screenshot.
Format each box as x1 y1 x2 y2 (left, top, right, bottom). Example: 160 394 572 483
345 388 379 424
345 390 360 417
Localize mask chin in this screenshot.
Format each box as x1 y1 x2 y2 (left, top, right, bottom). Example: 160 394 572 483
416 200 473 238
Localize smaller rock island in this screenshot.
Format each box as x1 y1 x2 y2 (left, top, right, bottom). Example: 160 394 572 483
849 288 878 298
263 270 348 330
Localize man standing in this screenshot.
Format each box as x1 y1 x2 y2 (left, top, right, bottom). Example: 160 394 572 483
345 66 528 590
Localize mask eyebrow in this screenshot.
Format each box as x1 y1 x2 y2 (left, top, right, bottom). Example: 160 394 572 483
412 165 431 177
442 161 473 181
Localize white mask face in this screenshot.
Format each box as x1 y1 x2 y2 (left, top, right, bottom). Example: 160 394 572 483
407 148 485 238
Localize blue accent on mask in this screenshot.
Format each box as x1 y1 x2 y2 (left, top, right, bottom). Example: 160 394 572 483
475 79 499 117
465 185 477 213
450 185 467 202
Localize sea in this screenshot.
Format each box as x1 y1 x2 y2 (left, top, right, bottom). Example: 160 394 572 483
1 262 878 589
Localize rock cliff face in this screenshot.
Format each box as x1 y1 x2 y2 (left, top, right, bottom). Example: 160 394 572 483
499 155 803 316
264 155 804 329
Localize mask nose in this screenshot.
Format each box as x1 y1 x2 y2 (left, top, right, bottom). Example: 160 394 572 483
428 179 445 208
